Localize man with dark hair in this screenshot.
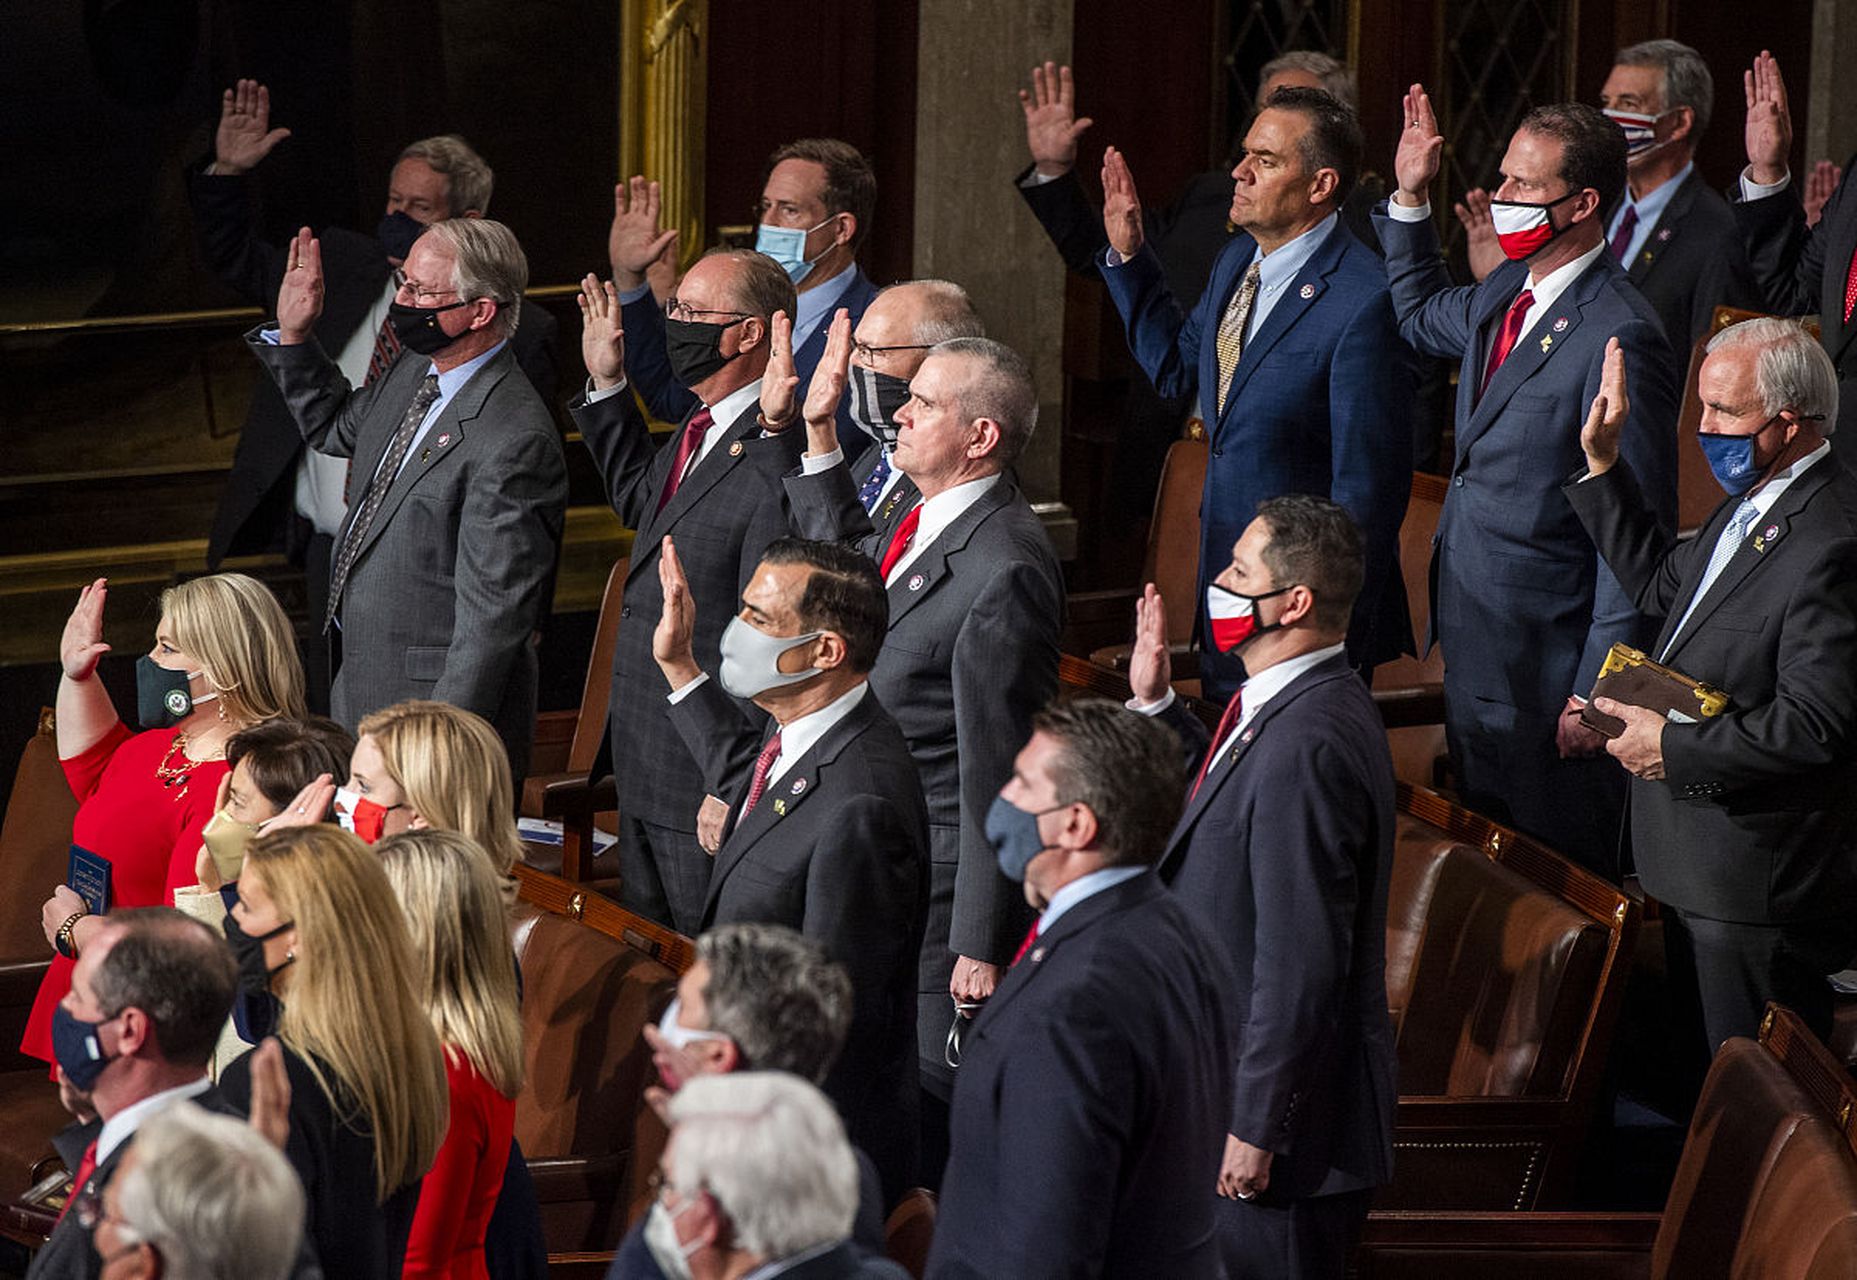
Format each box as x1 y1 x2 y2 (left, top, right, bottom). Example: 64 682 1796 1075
574 256 807 934
607 138 880 441
927 699 1232 1278
649 534 928 1206
1128 494 1397 1278
1097 85 1415 699
1377 88 1679 874
29 908 242 1280
785 334 1064 1177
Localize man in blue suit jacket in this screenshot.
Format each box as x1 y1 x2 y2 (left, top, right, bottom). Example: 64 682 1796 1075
606 141 880 444
1100 86 1416 701
928 699 1233 1279
1130 495 1397 1279
1375 88 1679 874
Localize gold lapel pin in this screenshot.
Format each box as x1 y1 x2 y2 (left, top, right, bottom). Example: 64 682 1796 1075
772 798 786 816
1539 335 1553 353
729 441 744 457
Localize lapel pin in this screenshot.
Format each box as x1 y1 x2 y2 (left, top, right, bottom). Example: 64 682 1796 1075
1240 728 1254 744
1764 524 1780 541
1299 283 1315 299
729 441 744 457
789 777 807 796
1552 317 1568 332
420 448 431 462
772 798 787 816
437 432 451 447
907 573 926 592
1030 947 1045 964
1539 335 1553 353
1657 227 1673 241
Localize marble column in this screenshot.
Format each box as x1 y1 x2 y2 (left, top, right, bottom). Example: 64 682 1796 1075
914 0 1077 557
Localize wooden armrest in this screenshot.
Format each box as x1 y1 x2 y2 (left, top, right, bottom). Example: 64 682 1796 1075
544 1255 618 1280
1356 1211 1659 1279
536 774 617 821
1085 641 1198 675
1373 683 1446 728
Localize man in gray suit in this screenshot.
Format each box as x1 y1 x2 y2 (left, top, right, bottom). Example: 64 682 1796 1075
785 329 1064 1182
249 219 567 783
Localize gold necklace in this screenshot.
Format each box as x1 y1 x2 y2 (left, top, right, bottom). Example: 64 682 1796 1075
154 732 202 802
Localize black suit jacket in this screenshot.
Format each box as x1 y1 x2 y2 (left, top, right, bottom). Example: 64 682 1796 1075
1156 655 1398 1200
190 167 559 566
569 387 804 829
1617 168 1761 354
926 872 1233 1280
1564 455 1857 923
674 680 929 1204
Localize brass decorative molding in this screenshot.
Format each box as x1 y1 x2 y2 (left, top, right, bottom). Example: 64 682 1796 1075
619 0 709 270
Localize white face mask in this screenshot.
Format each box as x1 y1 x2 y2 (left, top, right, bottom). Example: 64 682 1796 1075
657 996 730 1053
717 616 824 700
643 1199 701 1280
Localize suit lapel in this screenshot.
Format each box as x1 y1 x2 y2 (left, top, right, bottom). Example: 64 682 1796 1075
1216 227 1345 416
979 874 1159 1025
1822 212 1857 366
883 481 1014 627
1627 170 1700 284
1460 263 1594 458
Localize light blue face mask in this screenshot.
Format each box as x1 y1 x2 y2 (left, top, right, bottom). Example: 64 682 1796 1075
754 216 837 285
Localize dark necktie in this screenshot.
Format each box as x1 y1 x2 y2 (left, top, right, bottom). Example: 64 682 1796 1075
740 731 783 818
364 314 403 385
858 449 893 512
879 501 923 580
1188 690 1244 801
1609 205 1639 263
1479 288 1536 399
658 408 714 513
325 373 441 630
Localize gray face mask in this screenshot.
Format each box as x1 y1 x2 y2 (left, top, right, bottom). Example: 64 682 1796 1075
717 616 824 699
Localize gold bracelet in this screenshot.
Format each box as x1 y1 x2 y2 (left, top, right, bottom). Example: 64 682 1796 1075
55 911 86 960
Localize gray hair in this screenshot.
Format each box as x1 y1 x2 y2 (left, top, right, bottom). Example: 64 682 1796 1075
113 1101 306 1280
424 218 527 337
668 1073 858 1260
695 924 851 1083
397 134 494 216
877 279 986 345
90 908 237 1069
1615 39 1714 140
928 336 1039 469
1706 317 1840 433
1030 697 1185 867
1258 51 1356 112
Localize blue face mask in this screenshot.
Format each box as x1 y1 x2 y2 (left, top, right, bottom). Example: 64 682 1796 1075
51 1004 116 1092
985 794 1069 882
1698 416 1783 495
754 217 837 285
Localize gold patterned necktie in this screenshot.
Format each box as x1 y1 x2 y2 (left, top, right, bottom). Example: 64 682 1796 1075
1213 262 1263 415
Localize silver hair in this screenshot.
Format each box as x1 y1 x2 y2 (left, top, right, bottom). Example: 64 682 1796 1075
423 218 527 337
1258 51 1356 112
876 279 986 345
928 336 1039 468
397 134 494 215
112 1101 305 1280
1614 40 1713 140
668 1073 859 1260
1706 317 1839 434
695 923 851 1083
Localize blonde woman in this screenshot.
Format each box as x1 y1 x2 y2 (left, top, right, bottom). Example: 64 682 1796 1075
219 825 449 1280
336 700 524 906
24 573 304 1069
379 830 529 1279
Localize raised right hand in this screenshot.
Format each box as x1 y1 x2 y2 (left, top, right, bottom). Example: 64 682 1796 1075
608 177 680 290
577 274 627 390
275 227 324 343
760 310 801 428
1394 84 1445 205
802 309 854 440
1127 583 1172 704
60 578 111 681
1804 159 1841 228
1744 51 1793 185
1580 337 1628 475
212 79 291 175
1452 188 1501 282
1100 146 1146 259
1019 62 1094 177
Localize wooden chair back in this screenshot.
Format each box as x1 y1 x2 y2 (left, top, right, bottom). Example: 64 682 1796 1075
523 555 628 815
884 1188 938 1279
0 710 78 964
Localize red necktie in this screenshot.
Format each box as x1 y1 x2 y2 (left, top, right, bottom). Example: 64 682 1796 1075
1609 206 1638 263
740 731 783 818
1010 919 1041 967
658 408 714 512
364 314 403 386
54 1139 98 1228
1188 691 1244 801
1479 288 1536 398
879 502 923 580
1843 246 1857 324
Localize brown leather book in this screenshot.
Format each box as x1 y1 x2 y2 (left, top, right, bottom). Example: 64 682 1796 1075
1581 643 1729 739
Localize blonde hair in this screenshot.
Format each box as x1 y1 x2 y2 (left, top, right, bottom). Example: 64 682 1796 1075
376 830 525 1097
160 574 306 727
242 825 449 1200
356 701 522 909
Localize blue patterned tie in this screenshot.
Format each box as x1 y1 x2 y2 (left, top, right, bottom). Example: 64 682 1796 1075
858 449 893 513
1663 499 1758 658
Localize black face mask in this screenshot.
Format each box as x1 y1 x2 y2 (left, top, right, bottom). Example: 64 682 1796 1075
377 210 427 262
224 908 294 994
388 299 473 356
135 656 210 729
849 365 912 444
665 316 747 387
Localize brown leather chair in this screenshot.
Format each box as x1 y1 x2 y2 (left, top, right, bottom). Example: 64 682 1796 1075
510 864 692 1255
884 1188 937 1280
1355 1005 1857 1279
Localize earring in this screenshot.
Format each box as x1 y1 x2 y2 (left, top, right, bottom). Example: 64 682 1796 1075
285 948 294 962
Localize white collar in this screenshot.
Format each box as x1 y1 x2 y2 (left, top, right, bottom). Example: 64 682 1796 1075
704 376 765 432
97 1076 214 1166
1235 641 1347 727
765 681 869 786
1525 240 1607 306
1744 439 1832 518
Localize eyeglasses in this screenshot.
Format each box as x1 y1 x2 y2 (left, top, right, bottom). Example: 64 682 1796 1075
646 1167 698 1203
852 341 934 364
391 269 460 305
665 298 751 325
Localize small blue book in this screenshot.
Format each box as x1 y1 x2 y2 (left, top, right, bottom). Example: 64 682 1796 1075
67 846 112 917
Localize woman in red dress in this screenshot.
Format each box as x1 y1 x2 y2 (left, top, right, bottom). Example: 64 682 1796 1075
23 573 305 1066
378 829 529 1280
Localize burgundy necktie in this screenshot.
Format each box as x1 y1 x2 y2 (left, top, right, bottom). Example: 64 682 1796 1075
1479 288 1536 398
740 731 783 818
658 408 714 513
1010 919 1041 967
1609 205 1639 263
364 314 403 386
1189 691 1244 801
879 502 923 579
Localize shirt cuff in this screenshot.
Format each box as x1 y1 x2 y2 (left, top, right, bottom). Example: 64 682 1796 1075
666 671 709 704
1126 688 1177 716
617 281 653 306
583 376 629 403
1385 198 1432 223
801 446 845 474
1102 246 1129 269
1738 167 1791 200
1019 168 1065 188
258 326 282 345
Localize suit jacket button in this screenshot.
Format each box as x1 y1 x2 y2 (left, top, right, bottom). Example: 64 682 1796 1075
1212 448 1224 458
1454 475 1465 487
621 606 632 619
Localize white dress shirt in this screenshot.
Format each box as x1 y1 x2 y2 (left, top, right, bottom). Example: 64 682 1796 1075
884 473 1002 584
293 279 397 535
96 1076 214 1166
1132 641 1348 774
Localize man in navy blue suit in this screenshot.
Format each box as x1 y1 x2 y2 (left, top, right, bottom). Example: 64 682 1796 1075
1098 86 1416 701
1129 495 1397 1279
927 699 1233 1279
1375 88 1679 874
